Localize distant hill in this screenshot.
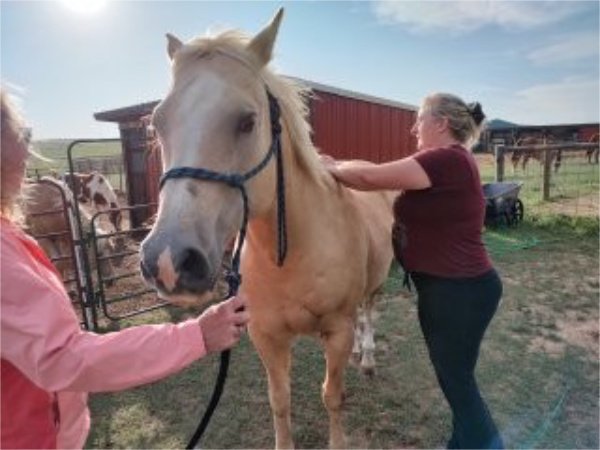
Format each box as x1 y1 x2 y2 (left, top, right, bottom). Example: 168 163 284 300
487 119 520 130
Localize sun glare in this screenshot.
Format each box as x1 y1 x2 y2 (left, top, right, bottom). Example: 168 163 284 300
60 0 108 15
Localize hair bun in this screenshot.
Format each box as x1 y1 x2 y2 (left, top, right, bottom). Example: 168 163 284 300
467 102 485 126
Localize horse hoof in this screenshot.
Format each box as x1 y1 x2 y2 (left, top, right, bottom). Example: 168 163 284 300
362 366 376 378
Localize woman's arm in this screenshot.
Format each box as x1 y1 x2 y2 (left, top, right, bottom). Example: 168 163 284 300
1 261 204 392
320 155 431 191
0 232 246 393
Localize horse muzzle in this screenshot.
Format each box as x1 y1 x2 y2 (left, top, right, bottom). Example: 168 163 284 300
140 232 217 305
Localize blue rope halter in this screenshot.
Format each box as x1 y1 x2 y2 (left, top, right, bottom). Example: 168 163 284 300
158 89 287 449
159 89 287 295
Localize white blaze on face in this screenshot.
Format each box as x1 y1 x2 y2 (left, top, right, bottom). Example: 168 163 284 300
154 72 238 251
162 72 230 169
157 246 179 292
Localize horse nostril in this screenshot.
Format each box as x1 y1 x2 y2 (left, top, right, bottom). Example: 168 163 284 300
179 248 206 277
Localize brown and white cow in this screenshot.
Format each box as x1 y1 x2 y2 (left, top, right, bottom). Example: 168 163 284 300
22 177 125 286
62 171 122 231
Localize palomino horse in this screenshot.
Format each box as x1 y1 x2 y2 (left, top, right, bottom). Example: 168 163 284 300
140 9 394 449
511 134 562 173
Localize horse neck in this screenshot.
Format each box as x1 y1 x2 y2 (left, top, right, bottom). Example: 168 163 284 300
246 128 334 266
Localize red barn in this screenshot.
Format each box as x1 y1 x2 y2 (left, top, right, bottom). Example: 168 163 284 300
95 78 417 227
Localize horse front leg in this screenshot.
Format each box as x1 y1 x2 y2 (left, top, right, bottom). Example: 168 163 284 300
522 153 529 171
320 319 354 449
250 329 294 449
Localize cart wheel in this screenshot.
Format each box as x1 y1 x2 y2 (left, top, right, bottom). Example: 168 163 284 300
512 199 524 224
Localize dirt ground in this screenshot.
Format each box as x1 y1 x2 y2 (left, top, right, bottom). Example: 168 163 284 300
541 192 599 217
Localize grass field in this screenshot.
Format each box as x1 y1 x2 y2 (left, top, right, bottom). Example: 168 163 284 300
84 217 599 449
28 139 122 170
27 139 125 190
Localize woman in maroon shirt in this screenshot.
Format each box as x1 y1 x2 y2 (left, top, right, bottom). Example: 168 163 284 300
321 92 503 449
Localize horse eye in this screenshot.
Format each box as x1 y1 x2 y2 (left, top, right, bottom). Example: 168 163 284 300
237 113 256 135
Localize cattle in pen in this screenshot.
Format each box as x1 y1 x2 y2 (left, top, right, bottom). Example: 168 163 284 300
22 177 125 286
62 171 123 231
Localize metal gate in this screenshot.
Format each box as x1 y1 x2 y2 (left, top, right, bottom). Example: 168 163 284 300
89 204 169 322
24 178 97 329
63 139 167 328
23 140 171 330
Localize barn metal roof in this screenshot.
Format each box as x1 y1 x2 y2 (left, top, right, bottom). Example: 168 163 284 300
94 76 417 123
288 77 418 112
94 100 160 123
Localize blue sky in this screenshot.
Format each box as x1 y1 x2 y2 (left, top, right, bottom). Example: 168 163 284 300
2 0 599 139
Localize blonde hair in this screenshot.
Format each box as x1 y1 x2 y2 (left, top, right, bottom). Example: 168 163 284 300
1 89 29 220
422 93 486 150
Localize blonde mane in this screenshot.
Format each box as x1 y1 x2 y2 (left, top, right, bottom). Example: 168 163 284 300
173 30 327 184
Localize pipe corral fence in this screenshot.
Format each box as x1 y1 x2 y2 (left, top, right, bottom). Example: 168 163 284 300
23 137 599 329
26 139 169 330
492 142 599 218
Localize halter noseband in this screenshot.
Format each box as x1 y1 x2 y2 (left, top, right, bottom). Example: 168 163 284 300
158 89 288 297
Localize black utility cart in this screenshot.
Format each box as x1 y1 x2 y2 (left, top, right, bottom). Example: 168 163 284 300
482 181 524 227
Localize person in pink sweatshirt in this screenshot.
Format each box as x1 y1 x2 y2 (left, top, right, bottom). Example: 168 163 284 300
0 89 250 449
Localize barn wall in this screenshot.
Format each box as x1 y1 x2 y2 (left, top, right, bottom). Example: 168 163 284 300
579 125 600 142
119 120 159 227
310 90 417 162
101 87 418 221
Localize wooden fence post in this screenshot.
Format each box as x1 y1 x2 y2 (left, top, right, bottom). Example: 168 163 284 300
542 148 553 201
495 145 505 182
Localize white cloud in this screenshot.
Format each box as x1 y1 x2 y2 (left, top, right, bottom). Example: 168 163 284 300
491 77 599 124
373 1 584 34
527 32 600 65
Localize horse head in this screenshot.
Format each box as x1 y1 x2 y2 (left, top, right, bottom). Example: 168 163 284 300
140 9 285 306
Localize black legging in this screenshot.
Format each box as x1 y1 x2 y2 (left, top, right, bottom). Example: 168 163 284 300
411 269 504 449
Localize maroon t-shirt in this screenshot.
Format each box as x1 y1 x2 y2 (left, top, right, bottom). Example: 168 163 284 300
392 144 492 277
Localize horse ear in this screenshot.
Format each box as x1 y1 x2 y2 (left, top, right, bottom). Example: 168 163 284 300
166 33 183 60
247 8 284 66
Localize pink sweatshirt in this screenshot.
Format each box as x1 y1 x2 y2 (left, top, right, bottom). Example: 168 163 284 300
0 219 207 448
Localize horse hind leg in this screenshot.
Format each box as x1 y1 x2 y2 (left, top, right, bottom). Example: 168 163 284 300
359 297 378 377
522 154 529 171
321 320 354 449
351 306 365 366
